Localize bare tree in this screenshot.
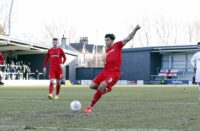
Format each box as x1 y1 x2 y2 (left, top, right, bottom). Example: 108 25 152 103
127 16 188 47
155 17 173 45
187 24 193 43
137 31 144 47
155 21 165 45
44 24 62 42
43 23 77 44
130 16 200 46
67 26 76 43
173 23 178 44
194 21 200 42
186 20 200 44
142 19 150 46
128 24 143 47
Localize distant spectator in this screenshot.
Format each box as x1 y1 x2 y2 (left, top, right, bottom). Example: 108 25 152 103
0 59 33 80
16 70 20 80
35 69 39 80
22 63 27 80
26 65 31 79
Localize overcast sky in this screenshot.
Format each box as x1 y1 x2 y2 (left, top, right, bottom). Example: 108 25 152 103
3 0 200 47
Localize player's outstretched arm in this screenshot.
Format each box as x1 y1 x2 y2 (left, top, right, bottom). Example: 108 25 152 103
122 25 141 46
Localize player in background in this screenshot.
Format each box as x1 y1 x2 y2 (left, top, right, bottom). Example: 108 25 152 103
0 52 4 85
84 25 141 113
43 38 66 99
191 42 200 91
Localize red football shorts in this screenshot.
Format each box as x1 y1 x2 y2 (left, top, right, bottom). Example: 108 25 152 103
93 69 120 91
49 69 63 79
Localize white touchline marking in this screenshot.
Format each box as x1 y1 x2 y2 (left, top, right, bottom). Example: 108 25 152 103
0 97 44 99
0 99 68 103
0 99 198 105
0 125 179 131
0 125 59 130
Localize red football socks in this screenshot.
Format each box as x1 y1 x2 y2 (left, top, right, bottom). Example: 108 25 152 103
56 84 61 95
90 90 103 107
49 83 54 94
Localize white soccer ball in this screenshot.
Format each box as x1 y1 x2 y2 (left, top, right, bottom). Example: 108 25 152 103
70 100 81 111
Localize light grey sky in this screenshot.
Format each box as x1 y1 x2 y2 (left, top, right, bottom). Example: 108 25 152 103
4 0 200 47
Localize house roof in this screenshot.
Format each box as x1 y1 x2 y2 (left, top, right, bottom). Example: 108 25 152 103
70 42 105 54
123 44 198 53
0 35 78 56
69 43 85 53
85 44 94 53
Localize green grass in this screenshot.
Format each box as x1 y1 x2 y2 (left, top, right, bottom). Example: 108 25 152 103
0 85 200 131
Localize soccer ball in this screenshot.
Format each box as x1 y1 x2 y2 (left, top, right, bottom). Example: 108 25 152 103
70 100 81 111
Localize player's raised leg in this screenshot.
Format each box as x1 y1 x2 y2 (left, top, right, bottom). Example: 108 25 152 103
90 82 98 90
84 81 108 113
89 82 111 94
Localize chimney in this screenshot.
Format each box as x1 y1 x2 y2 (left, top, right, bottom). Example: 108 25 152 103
80 37 88 44
61 35 67 49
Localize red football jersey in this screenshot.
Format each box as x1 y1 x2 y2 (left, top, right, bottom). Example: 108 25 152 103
44 47 66 70
105 41 124 70
0 52 4 64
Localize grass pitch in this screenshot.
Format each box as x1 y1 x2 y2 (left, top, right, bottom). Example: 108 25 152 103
0 85 200 131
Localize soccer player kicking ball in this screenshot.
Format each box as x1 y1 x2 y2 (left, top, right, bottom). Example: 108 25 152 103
84 25 141 113
191 42 200 92
43 38 66 99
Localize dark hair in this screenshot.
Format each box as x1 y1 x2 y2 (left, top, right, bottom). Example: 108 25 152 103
52 38 58 41
105 34 115 41
197 42 200 46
